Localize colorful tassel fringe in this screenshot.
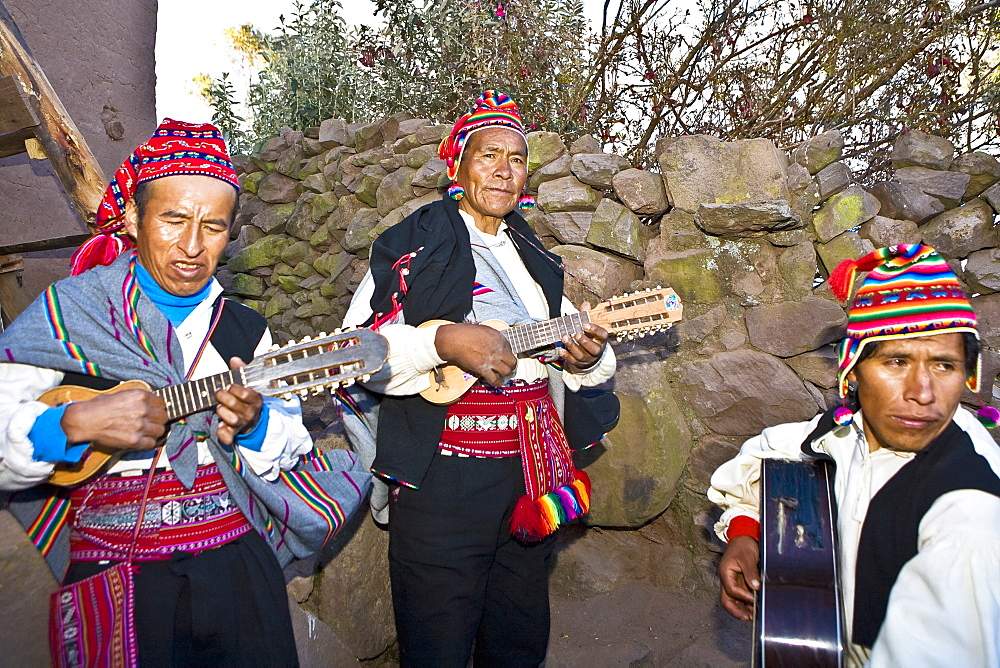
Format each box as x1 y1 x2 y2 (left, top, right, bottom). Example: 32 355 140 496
510 470 591 542
833 406 855 426
978 405 1000 429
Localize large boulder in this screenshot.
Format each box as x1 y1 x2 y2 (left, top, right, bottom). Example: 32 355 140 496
612 168 670 215
658 135 791 213
815 161 853 201
528 154 572 191
785 346 839 389
0 511 57 668
815 231 875 274
920 198 997 259
375 166 417 216
695 200 801 238
950 152 1000 199
583 388 693 528
891 130 955 170
869 180 945 224
745 297 846 358
257 172 301 203
411 157 448 189
776 243 819 299
319 118 351 147
549 245 641 304
965 248 1000 294
539 212 592 245
372 192 442 238
586 199 649 261
537 176 602 212
678 349 820 437
228 235 295 273
645 246 725 305
343 209 382 253
895 166 970 209
570 153 631 189
569 134 602 155
812 185 881 243
791 129 844 174
526 131 567 173
972 292 1000 345
858 216 919 248
308 514 395 661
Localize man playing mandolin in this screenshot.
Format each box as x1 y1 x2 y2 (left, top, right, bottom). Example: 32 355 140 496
341 91 616 666
710 245 1000 666
0 120 316 666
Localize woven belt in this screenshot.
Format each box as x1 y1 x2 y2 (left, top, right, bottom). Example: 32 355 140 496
438 381 550 458
68 463 250 562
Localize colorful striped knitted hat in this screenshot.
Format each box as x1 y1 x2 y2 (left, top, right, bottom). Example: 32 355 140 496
438 90 526 181
830 244 979 397
70 118 239 276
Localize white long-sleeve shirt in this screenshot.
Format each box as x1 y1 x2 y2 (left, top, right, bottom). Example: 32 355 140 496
343 209 616 394
0 280 312 490
708 407 1000 667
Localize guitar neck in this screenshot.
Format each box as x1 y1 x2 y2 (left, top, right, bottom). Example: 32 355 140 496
155 368 244 421
501 312 591 355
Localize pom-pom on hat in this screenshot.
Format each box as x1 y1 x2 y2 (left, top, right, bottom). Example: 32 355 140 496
438 90 527 182
70 118 239 276
830 244 979 397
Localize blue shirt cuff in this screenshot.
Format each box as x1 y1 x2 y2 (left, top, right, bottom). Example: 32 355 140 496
234 403 270 452
29 405 89 464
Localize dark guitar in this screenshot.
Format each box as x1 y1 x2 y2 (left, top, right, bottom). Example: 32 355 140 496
753 458 845 667
44 328 388 487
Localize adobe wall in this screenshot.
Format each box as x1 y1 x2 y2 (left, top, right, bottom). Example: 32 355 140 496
0 0 157 305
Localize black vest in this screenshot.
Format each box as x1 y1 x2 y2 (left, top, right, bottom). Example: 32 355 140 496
851 420 1000 647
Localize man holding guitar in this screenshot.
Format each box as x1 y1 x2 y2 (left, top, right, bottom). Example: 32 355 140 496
341 91 616 666
0 120 317 666
710 245 1000 666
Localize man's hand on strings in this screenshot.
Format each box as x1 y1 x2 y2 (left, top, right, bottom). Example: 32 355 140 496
215 357 264 445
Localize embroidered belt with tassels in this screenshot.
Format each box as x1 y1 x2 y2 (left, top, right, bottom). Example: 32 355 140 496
440 381 591 542
68 464 250 562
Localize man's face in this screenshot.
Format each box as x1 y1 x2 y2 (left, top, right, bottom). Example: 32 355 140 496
123 174 236 297
455 126 528 225
848 333 967 453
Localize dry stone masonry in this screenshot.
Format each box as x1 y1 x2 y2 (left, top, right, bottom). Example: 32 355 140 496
223 119 1000 662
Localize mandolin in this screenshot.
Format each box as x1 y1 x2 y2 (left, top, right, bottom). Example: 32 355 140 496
44 328 388 487
753 458 845 667
418 287 683 405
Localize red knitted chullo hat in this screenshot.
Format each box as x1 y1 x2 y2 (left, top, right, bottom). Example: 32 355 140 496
70 118 239 276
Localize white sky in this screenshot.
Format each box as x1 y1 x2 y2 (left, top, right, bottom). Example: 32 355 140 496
156 0 610 124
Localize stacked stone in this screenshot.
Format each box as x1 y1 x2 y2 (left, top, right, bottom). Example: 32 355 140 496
222 121 1000 660
222 120 666 345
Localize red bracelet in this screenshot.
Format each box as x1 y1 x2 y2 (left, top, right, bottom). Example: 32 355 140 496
727 515 760 542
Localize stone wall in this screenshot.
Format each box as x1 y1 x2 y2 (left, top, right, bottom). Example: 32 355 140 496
224 120 1000 661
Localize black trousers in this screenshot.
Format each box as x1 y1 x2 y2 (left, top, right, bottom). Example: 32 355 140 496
388 453 556 668
64 531 298 667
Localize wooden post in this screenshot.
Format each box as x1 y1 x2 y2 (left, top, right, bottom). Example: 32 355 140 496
0 1 106 231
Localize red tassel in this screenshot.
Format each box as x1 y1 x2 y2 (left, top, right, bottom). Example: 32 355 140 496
828 259 857 303
510 494 548 541
575 469 592 492
70 232 134 276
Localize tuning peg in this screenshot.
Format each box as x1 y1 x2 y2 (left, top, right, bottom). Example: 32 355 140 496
318 331 327 338
343 378 355 387
312 386 325 396
656 285 662 289
361 374 371 383
282 392 292 401
299 389 309 398
334 328 342 335
301 335 312 343
269 344 280 352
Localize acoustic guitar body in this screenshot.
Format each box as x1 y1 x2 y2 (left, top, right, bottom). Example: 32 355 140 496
418 319 508 405
753 458 845 668
43 380 152 488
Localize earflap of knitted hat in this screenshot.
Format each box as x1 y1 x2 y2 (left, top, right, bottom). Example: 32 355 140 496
831 244 979 396
71 119 239 276
438 90 527 181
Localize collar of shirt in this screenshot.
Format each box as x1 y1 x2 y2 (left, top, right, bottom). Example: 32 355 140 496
135 261 215 327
